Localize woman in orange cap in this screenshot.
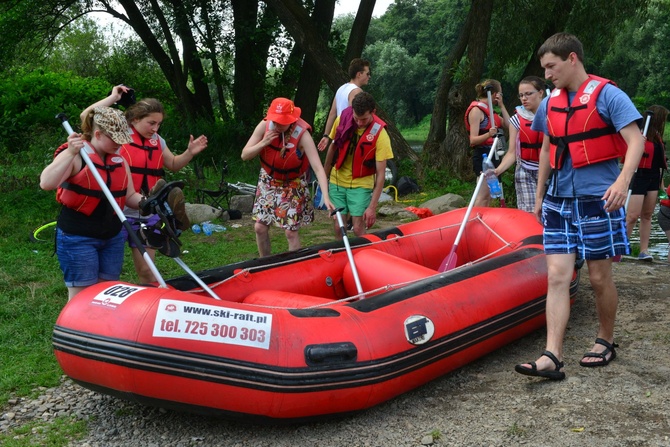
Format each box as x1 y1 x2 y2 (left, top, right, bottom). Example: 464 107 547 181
242 98 334 257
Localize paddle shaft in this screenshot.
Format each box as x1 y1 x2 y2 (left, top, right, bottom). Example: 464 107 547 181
440 134 502 271
332 209 363 296
172 257 221 300
624 111 653 210
58 116 168 288
485 87 496 129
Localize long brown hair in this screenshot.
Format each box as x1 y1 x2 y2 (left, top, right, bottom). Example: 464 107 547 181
125 98 164 124
646 105 669 144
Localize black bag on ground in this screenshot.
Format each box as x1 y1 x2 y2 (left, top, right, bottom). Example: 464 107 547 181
396 176 420 196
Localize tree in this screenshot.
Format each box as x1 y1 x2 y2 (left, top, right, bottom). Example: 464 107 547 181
422 0 650 179
265 0 418 161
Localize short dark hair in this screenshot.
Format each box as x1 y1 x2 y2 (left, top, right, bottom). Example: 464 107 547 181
352 91 376 115
537 32 584 62
348 58 370 79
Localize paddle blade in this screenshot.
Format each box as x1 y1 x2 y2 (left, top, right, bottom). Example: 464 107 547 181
438 246 458 272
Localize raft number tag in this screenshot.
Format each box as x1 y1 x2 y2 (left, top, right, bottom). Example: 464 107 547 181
91 284 143 309
404 315 435 345
153 299 273 350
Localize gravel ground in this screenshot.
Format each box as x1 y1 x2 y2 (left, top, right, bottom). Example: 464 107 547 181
2 260 669 447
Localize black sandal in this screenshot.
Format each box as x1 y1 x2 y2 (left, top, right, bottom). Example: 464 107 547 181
579 338 618 367
515 350 565 380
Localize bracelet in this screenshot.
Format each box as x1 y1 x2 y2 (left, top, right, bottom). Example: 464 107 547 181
323 134 331 141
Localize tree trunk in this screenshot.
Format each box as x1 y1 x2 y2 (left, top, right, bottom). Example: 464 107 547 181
344 0 376 64
231 0 279 129
293 0 336 126
422 4 475 169
110 0 214 122
168 0 214 122
519 0 576 82
199 0 231 122
265 0 417 162
443 0 494 178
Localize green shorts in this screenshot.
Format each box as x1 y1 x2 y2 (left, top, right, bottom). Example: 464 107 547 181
329 184 372 216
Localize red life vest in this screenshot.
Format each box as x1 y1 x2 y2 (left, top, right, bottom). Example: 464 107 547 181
546 75 627 169
637 140 655 170
334 112 386 179
259 118 312 181
464 101 502 147
517 114 543 162
56 146 128 216
119 129 165 195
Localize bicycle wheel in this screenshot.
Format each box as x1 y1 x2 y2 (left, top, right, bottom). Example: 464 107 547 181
30 221 57 243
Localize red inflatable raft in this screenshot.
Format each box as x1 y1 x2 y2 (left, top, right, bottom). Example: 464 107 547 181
53 207 579 422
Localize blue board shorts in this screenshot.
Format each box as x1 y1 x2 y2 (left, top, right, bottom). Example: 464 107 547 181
541 195 628 260
56 228 125 287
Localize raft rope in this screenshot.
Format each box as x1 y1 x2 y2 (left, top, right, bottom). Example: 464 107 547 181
182 213 515 307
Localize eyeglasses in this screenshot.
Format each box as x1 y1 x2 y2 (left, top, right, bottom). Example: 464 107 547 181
362 70 371 77
518 91 539 99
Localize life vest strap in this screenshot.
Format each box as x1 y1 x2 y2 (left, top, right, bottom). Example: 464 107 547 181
60 182 127 199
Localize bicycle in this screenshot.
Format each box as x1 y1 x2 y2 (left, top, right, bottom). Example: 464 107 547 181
226 181 256 196
195 160 257 209
30 221 57 243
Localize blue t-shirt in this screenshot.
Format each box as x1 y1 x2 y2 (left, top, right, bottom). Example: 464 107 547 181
532 83 642 197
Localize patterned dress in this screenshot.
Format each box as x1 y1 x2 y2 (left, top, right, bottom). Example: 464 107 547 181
252 167 314 231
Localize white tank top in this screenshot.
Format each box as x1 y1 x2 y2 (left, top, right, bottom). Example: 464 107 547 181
335 83 359 115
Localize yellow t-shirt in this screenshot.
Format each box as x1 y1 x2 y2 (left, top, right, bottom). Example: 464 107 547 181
328 116 394 189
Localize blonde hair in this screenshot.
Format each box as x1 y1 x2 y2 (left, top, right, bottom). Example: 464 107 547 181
475 79 501 99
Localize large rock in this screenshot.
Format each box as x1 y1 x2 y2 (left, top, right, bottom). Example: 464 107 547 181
185 203 227 224
229 194 255 214
420 193 465 215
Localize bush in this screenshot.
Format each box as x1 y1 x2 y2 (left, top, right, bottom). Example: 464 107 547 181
0 69 110 152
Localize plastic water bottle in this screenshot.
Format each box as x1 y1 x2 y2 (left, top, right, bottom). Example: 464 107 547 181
202 222 213 236
482 154 502 198
210 224 227 232
191 224 201 234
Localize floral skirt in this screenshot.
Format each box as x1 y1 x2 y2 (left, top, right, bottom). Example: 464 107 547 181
252 168 314 231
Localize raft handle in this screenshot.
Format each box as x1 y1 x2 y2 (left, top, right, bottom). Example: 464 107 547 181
305 342 357 365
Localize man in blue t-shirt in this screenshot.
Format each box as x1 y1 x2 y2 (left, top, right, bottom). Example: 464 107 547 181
514 33 644 381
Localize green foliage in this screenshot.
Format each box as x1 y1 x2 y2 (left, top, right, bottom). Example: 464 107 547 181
42 16 110 78
0 69 111 152
0 416 87 446
600 0 670 105
364 39 434 126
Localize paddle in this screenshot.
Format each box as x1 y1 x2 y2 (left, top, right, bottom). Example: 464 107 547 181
485 84 506 208
438 131 504 272
624 110 653 211
331 208 363 296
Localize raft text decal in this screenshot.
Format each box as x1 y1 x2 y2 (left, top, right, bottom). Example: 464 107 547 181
152 299 272 349
91 284 143 309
